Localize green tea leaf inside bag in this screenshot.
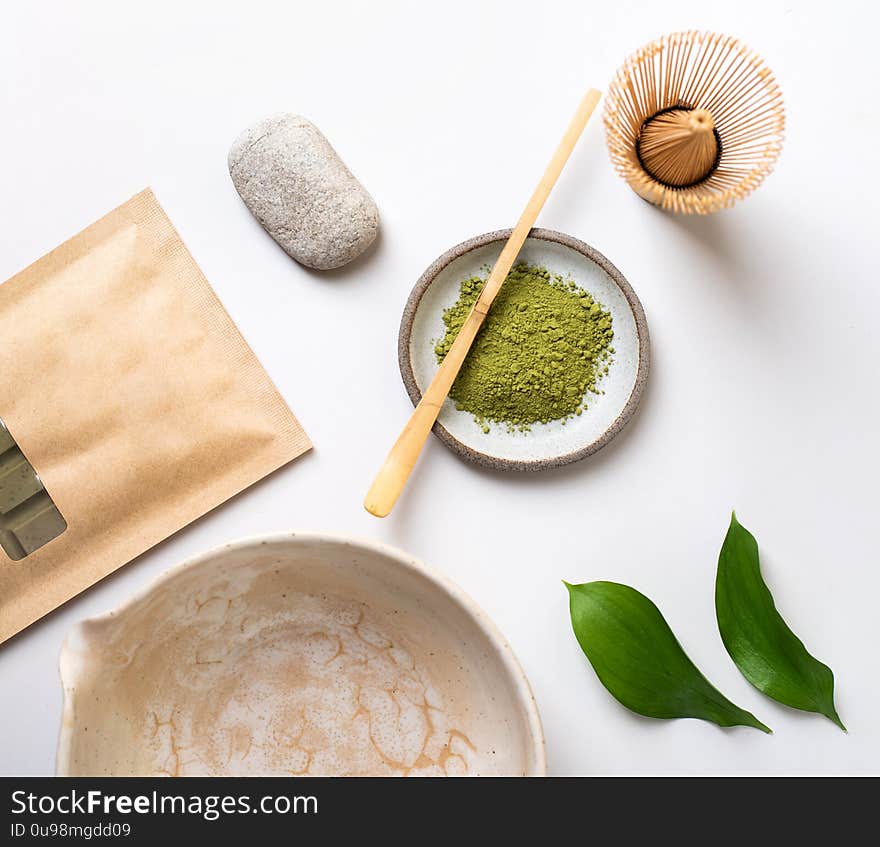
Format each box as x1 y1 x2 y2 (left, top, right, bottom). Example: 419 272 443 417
715 513 845 730
566 581 770 732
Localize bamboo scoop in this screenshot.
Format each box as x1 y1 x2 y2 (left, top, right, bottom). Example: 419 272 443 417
364 88 602 518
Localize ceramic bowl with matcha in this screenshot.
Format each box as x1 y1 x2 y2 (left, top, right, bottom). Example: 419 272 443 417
400 229 650 471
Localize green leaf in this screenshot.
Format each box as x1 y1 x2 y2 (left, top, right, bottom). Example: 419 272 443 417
566 580 771 732
715 513 845 730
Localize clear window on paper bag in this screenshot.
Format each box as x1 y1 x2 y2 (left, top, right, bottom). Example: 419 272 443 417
0 418 67 560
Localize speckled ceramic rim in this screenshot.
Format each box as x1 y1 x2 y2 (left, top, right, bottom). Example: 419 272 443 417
57 531 547 776
399 228 651 472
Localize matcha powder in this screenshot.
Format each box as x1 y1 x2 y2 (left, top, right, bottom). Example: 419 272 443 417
434 264 614 432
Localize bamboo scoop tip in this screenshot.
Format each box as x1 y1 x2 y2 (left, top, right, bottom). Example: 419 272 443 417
363 497 390 518
365 454 409 516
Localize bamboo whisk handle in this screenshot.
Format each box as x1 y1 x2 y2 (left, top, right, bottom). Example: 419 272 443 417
364 88 602 518
687 109 715 132
637 107 720 188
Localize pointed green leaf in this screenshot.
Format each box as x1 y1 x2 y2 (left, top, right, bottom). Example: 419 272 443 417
566 580 770 732
715 513 845 730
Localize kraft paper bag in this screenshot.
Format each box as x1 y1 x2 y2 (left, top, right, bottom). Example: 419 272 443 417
0 189 311 643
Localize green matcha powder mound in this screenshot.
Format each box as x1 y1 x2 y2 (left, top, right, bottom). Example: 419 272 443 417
434 264 614 433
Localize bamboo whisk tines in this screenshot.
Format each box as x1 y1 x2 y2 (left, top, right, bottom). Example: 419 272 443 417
604 31 785 214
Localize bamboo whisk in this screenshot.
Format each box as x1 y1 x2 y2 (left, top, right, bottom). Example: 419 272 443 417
604 31 784 214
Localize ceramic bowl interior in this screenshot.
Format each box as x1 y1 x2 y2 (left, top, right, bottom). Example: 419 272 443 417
400 229 650 470
57 533 545 776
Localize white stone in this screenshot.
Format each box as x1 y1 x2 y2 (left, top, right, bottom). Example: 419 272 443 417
228 114 379 270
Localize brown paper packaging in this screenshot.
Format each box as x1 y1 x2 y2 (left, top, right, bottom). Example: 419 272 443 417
0 189 311 644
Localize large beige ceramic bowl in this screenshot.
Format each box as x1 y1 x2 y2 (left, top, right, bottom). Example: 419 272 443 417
57 533 545 776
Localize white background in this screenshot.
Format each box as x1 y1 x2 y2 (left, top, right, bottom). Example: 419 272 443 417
1 0 877 776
